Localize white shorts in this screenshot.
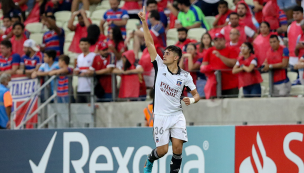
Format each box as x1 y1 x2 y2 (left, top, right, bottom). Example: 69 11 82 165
153 113 188 147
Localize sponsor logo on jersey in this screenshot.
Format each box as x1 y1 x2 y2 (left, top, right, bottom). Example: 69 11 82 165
160 81 178 97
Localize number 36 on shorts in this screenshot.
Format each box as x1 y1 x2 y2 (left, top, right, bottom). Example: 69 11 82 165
154 127 164 135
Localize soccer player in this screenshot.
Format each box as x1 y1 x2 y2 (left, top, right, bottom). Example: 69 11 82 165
138 7 200 173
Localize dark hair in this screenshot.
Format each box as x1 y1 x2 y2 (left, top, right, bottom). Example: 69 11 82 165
186 43 197 50
242 42 254 54
176 0 191 7
59 55 70 65
260 21 270 29
270 34 279 40
177 27 188 34
293 6 303 13
44 50 57 61
165 45 182 60
149 10 160 21
11 15 21 22
3 15 11 20
39 0 48 16
13 22 24 30
79 37 91 44
1 0 20 15
199 32 212 52
112 26 124 51
123 58 132 71
146 0 157 6
0 40 12 49
218 0 228 7
46 15 56 21
87 24 100 45
229 12 239 18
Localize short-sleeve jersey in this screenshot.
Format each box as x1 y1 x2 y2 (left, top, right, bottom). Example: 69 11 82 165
153 54 196 116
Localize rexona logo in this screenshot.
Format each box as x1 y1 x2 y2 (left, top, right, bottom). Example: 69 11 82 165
235 126 304 173
29 132 205 173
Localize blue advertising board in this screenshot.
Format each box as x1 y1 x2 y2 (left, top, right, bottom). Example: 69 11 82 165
0 126 235 173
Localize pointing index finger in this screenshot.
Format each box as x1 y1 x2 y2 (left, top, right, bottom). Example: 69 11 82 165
143 6 145 14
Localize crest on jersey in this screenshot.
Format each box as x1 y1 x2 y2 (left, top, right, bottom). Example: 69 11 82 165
176 79 182 86
156 137 159 143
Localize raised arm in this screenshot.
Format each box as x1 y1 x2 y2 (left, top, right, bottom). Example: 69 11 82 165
138 7 157 61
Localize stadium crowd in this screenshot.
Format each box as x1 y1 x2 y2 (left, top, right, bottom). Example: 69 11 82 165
0 0 304 102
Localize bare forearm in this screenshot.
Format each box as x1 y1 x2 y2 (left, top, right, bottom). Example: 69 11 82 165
193 93 200 103
213 16 221 27
96 67 114 75
243 65 254 72
17 0 28 5
68 16 77 31
6 106 11 120
185 22 201 29
167 3 179 17
37 71 49 76
295 48 300 56
113 20 128 26
232 66 243 74
219 55 237 67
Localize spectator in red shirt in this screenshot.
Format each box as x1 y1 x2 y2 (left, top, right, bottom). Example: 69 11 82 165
0 16 12 41
108 26 127 61
179 43 200 96
68 9 91 54
91 42 116 101
221 12 257 45
226 28 242 51
11 22 27 57
0 40 21 75
235 1 259 32
232 42 263 97
253 0 264 23
209 1 232 38
115 50 143 99
175 27 196 51
196 32 212 58
262 35 290 96
87 24 107 52
201 33 239 98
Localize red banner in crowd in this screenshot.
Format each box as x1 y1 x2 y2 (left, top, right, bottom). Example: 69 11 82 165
235 125 304 173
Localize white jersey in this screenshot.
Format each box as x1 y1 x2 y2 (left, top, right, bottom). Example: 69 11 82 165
153 54 196 116
76 52 96 92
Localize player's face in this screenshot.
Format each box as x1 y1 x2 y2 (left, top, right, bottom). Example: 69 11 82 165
163 50 178 65
13 25 23 37
237 4 247 17
260 23 270 35
3 18 11 28
269 37 279 50
0 45 11 57
214 38 226 50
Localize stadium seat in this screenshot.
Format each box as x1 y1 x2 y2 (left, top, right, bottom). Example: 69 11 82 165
288 72 298 83
29 33 43 45
25 22 43 33
66 32 75 43
92 20 100 26
96 0 110 10
226 0 234 9
56 21 63 27
126 19 140 32
205 16 215 29
290 85 304 96
188 28 206 42
64 42 72 54
91 9 107 20
119 1 125 8
54 11 72 22
245 0 254 6
167 29 178 42
167 39 176 46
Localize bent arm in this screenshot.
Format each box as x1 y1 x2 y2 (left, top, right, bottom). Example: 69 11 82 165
142 17 157 61
190 89 200 103
232 64 243 74
272 58 289 69
243 64 255 73
219 55 237 67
